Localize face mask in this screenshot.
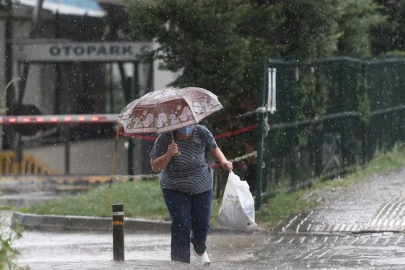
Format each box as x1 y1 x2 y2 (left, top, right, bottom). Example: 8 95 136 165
178 125 194 135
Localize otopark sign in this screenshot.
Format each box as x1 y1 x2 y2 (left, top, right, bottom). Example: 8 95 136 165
14 41 152 62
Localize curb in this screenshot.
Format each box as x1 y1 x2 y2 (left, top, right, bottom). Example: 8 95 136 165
11 212 171 233
11 211 267 235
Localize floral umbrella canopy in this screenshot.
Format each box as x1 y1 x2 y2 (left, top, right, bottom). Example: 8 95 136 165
117 87 223 134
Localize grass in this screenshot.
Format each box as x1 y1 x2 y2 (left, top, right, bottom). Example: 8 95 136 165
256 189 318 229
317 143 405 189
17 179 222 227
14 143 405 230
256 143 405 229
19 180 167 219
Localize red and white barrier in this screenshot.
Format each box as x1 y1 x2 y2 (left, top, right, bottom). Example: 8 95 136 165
119 124 258 141
0 114 119 124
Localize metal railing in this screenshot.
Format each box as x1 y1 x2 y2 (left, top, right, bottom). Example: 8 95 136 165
255 56 405 209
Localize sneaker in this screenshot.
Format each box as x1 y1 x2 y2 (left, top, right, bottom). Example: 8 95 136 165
193 250 210 267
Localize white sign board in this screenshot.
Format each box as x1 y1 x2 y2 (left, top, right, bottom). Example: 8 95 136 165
267 68 276 113
14 42 153 62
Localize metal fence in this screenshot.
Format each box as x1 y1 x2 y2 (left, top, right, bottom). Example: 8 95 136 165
255 56 405 209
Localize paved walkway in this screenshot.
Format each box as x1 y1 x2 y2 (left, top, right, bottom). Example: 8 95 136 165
282 167 405 234
9 167 405 269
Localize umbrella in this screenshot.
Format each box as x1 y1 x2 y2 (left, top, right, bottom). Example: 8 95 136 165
117 87 223 134
106 87 223 208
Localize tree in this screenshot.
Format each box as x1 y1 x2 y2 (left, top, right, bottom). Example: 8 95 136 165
276 0 384 59
275 0 382 126
125 0 387 169
337 0 385 57
126 0 283 157
278 0 341 60
372 0 405 55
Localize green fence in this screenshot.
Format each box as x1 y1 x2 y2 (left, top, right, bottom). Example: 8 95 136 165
255 56 405 209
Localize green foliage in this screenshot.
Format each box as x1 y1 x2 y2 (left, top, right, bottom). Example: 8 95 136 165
278 0 381 147
124 0 390 160
362 143 405 174
125 0 283 154
372 0 405 54
355 68 370 125
21 180 168 219
124 0 400 191
0 78 23 269
259 142 405 230
16 143 405 231
337 0 385 57
278 0 384 59
256 188 316 229
19 180 221 227
295 68 329 146
380 51 405 57
0 220 24 270
1 78 19 115
279 0 341 59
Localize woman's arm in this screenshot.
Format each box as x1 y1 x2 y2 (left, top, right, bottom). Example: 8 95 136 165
150 141 178 172
210 147 233 172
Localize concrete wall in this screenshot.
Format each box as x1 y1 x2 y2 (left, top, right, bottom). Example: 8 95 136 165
23 64 44 112
25 137 144 175
152 41 181 91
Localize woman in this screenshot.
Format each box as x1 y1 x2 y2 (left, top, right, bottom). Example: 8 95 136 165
150 124 232 266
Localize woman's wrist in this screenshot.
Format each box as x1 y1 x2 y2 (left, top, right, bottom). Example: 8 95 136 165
220 160 233 172
165 151 174 159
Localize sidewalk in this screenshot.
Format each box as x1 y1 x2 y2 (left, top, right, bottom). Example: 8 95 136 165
280 167 405 234
8 167 405 269
15 231 270 269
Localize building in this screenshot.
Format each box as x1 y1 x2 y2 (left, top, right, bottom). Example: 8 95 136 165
0 0 177 176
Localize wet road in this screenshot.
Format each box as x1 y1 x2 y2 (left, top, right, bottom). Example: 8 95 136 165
15 231 269 269
15 230 405 269
9 168 405 269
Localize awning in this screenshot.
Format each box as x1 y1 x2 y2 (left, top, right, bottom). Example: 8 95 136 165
16 0 106 17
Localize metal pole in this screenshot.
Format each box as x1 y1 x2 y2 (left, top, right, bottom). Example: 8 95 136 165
127 137 134 177
124 77 134 176
4 0 13 86
4 0 14 152
112 203 125 261
338 60 347 164
54 11 61 115
18 0 44 106
64 126 70 174
255 59 266 210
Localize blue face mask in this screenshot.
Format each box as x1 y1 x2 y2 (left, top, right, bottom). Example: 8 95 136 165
178 125 194 135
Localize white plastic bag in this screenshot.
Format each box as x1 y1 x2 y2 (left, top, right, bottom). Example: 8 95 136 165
218 171 257 230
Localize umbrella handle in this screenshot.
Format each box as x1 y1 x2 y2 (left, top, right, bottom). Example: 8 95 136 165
171 131 181 156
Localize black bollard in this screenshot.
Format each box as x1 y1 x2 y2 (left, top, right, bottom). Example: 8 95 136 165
112 203 125 261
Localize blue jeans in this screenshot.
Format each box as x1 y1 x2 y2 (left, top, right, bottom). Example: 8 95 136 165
162 188 213 264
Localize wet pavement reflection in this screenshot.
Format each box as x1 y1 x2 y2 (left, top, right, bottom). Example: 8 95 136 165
16 230 405 269
15 231 270 269
9 168 405 269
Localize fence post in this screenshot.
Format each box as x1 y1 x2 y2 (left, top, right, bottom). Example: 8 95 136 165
338 59 347 165
112 203 125 261
255 58 267 211
314 124 323 177
289 65 298 188
64 126 70 175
